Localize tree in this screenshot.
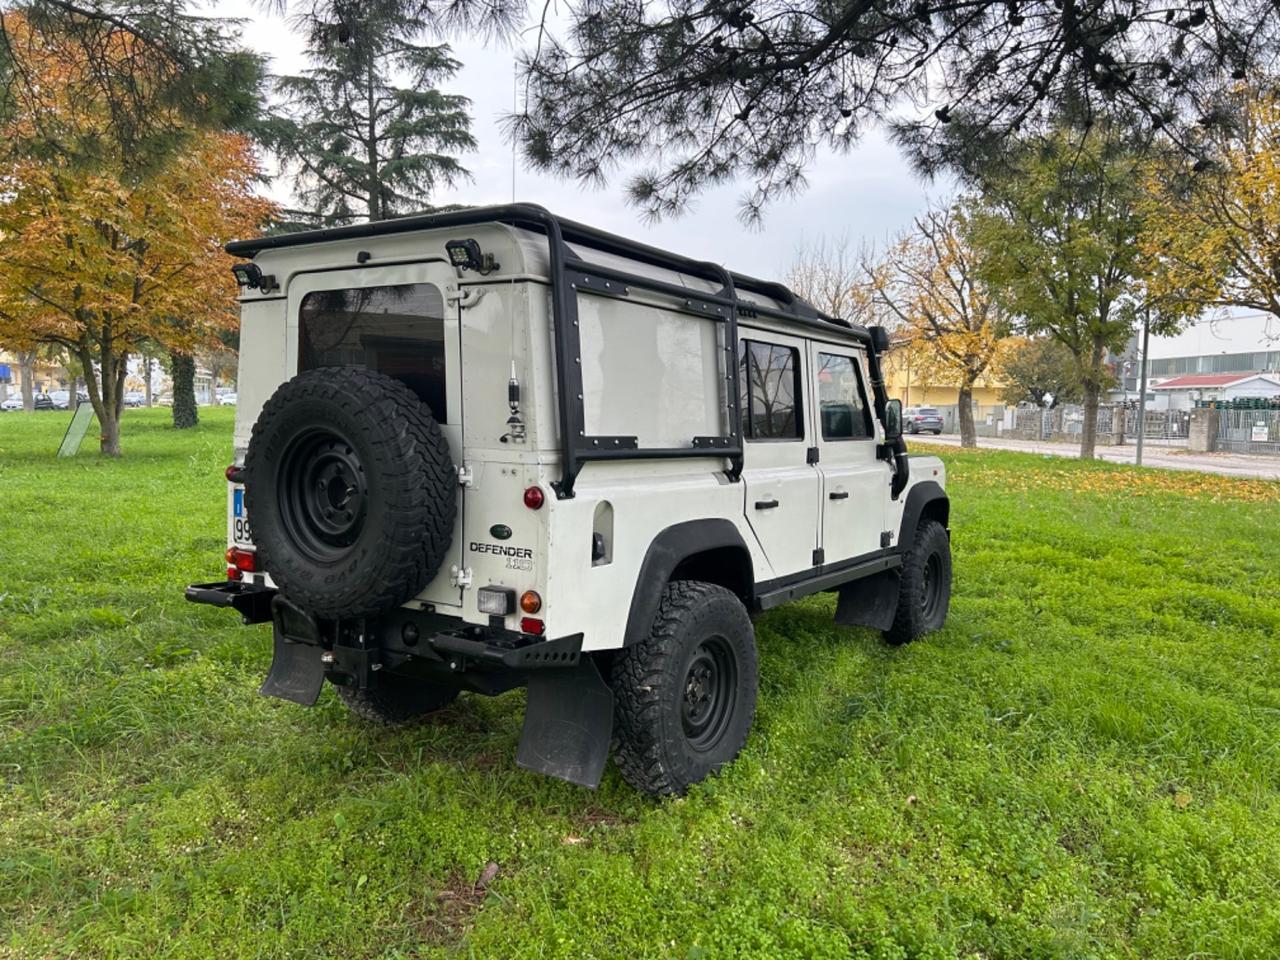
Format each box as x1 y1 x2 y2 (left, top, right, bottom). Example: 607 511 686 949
170 352 197 429
867 204 1010 447
999 337 1084 408
1 2 264 175
786 235 875 323
0 16 274 455
269 7 475 223
511 0 1279 221
967 124 1188 458
1140 83 1280 333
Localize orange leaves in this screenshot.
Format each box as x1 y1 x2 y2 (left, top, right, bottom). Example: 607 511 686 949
0 17 276 358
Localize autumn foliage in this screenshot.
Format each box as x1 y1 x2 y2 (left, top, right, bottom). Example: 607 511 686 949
0 15 274 455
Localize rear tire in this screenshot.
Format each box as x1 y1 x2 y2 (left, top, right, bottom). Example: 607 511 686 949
611 581 757 796
883 518 951 645
336 673 458 725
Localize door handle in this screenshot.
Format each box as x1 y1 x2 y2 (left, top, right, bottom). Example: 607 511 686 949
828 491 849 500
754 498 780 510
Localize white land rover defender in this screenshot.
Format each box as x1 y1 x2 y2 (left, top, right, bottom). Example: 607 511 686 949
187 204 951 796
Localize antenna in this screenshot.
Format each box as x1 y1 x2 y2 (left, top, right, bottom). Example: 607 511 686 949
512 62 518 203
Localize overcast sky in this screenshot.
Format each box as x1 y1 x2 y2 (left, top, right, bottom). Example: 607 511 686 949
214 1 953 280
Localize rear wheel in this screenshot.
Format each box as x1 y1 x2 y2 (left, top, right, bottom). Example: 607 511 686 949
884 518 951 645
336 673 458 725
611 581 757 796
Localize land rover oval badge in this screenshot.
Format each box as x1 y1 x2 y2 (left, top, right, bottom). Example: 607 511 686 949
489 524 513 540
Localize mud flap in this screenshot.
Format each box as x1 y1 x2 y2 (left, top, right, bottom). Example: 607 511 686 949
259 619 326 706
835 568 902 632
516 657 614 788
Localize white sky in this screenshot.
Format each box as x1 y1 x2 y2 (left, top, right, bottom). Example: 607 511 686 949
213 1 951 279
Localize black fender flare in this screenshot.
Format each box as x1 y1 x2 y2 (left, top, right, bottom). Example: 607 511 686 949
897 480 950 551
622 519 754 647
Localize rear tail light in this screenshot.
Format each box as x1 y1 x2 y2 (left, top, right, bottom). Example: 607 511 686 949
523 485 545 509
225 547 256 573
520 616 545 636
227 565 243 582
225 464 244 483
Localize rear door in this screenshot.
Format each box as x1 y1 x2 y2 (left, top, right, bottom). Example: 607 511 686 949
737 333 821 579
286 262 464 610
808 343 889 565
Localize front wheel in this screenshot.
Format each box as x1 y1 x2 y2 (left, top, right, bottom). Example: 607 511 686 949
883 518 951 645
611 581 758 796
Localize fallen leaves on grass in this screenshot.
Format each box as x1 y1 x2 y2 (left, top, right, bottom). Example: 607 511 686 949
948 461 1279 503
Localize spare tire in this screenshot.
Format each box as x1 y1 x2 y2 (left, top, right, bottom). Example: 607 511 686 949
244 367 456 619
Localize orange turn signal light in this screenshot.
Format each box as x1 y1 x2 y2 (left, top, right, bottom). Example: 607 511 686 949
519 590 542 614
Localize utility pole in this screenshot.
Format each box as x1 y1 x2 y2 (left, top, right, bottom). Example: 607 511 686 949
1136 307 1151 467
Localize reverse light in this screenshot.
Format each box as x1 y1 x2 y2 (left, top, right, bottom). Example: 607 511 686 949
519 590 542 614
477 586 515 616
225 547 257 573
523 485 545 510
520 616 545 637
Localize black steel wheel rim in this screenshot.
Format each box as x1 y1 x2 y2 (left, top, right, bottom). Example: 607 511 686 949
681 635 738 752
921 551 943 622
276 426 369 562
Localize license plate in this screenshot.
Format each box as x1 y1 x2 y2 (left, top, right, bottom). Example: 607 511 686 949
232 487 253 545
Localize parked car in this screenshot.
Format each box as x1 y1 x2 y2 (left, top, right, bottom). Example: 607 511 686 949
3 394 55 411
218 392 237 406
904 406 945 435
124 392 146 408
187 204 952 797
49 390 89 410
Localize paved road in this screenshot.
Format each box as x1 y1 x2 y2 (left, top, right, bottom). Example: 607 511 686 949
910 434 1280 481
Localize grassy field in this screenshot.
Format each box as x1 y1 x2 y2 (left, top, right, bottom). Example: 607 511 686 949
2 407 1279 959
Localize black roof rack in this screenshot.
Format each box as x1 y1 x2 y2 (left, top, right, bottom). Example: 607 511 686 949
225 203 863 340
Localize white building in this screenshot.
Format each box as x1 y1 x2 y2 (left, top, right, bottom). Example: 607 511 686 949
1128 312 1280 409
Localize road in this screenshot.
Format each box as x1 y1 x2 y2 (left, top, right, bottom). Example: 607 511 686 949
910 434 1280 481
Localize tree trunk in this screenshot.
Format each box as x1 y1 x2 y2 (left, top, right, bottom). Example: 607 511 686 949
144 354 153 407
171 352 198 429
957 381 977 448
1079 335 1107 460
78 342 126 456
17 350 35 412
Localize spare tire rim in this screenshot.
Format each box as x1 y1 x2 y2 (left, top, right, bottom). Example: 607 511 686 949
277 427 369 562
922 551 943 621
681 635 737 752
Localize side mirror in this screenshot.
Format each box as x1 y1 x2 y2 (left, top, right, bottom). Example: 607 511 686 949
884 399 903 442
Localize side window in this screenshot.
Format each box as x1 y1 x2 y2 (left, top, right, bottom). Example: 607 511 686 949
738 340 803 440
299 283 447 420
816 352 874 440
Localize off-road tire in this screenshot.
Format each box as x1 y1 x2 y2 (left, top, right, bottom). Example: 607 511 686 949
884 518 951 645
244 367 456 619
610 581 758 797
336 673 458 724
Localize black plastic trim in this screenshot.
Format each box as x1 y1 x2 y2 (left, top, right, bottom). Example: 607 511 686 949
756 551 902 611
896 480 950 550
623 519 754 647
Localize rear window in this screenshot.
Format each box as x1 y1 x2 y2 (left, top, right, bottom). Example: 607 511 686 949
299 283 448 420
918 408 939 416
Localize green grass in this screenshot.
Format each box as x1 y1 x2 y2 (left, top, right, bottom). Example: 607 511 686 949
2 407 1280 959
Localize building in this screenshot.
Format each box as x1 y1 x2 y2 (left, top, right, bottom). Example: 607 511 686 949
1128 312 1280 410
1149 372 1280 409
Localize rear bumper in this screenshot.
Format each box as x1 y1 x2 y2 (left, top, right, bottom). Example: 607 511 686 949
185 580 276 624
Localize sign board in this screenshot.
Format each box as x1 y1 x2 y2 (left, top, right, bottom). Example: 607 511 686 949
1251 422 1270 442
57 402 96 457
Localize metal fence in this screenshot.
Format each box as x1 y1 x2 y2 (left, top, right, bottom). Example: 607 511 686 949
1124 408 1191 446
1217 408 1280 455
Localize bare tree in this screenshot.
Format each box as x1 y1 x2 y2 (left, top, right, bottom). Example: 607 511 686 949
786 235 877 324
